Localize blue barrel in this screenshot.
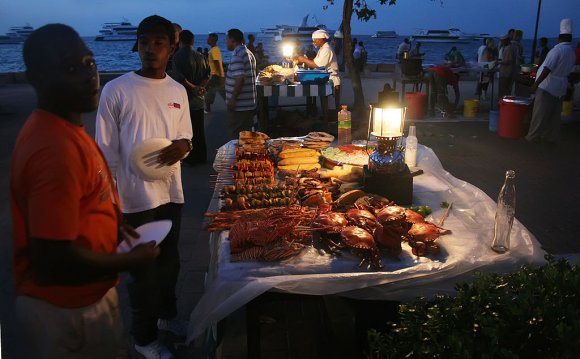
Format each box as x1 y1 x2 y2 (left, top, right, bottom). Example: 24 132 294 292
489 110 499 132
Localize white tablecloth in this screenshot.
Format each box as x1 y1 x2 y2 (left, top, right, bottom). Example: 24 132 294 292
187 141 546 343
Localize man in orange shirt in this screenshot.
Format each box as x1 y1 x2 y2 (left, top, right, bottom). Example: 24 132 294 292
10 24 159 359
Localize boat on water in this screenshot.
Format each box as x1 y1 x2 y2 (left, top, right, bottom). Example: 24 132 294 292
0 25 34 44
371 31 397 38
411 28 471 43
95 21 137 41
260 14 332 43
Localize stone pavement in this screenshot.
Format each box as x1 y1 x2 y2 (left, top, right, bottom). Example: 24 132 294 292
1 77 579 358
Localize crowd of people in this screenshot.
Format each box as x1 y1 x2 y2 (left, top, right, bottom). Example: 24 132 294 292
9 13 345 358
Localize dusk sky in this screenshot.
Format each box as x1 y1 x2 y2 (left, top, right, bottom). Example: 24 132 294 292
1 0 579 38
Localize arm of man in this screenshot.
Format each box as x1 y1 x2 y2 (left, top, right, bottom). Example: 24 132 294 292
228 76 245 112
26 147 158 286
531 51 558 92
95 84 121 178
158 88 193 165
30 239 159 286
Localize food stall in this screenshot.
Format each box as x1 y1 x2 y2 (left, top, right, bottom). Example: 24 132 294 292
186 122 546 346
255 43 334 131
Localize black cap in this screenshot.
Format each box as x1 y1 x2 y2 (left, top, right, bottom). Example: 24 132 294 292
137 15 175 44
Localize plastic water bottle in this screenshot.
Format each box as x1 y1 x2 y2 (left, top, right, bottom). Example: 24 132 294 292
491 170 516 253
337 105 352 145
404 125 418 168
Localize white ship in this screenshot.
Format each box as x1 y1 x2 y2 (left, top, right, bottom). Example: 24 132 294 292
0 25 34 44
371 31 398 38
260 15 332 43
411 28 471 43
95 21 137 41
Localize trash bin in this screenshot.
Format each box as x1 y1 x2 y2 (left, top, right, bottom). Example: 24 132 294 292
463 99 480 118
405 92 427 120
498 96 532 139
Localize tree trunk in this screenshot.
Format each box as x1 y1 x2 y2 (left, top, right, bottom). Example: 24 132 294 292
342 0 366 136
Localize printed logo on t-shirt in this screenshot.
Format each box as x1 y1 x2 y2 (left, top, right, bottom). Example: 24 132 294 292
168 102 181 109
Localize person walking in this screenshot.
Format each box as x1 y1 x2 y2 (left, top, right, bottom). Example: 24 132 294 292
428 65 460 118
11 24 159 359
172 30 210 164
525 19 576 143
498 34 518 99
225 28 257 139
96 15 193 359
205 33 225 112
476 38 497 100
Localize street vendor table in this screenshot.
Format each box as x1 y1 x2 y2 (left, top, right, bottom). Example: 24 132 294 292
256 82 333 131
187 140 546 346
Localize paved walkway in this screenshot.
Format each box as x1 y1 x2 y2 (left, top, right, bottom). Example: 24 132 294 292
1 79 579 358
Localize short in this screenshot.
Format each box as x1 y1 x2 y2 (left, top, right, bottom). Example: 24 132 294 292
15 287 128 359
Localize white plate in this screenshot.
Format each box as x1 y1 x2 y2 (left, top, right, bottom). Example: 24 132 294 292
116 220 172 253
130 138 179 181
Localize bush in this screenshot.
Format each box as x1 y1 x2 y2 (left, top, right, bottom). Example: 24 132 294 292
367 256 580 359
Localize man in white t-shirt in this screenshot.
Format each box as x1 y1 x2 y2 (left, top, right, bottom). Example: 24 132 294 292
294 29 341 120
96 15 193 359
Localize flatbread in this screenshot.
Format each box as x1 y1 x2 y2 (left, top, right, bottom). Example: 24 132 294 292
305 132 334 142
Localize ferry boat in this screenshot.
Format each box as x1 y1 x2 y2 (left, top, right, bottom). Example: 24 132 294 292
95 21 137 41
261 15 332 43
1 25 34 44
410 28 470 43
371 31 398 38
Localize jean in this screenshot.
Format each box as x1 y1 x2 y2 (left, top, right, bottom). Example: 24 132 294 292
123 203 183 345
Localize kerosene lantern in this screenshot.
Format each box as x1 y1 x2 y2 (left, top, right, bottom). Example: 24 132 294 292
363 104 413 205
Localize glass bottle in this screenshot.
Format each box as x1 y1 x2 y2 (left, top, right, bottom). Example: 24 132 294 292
404 125 418 168
337 105 352 145
491 170 516 253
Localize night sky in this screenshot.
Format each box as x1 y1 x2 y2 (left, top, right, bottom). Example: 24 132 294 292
1 0 578 38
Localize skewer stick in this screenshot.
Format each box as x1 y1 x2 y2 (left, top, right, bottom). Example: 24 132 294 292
438 202 453 227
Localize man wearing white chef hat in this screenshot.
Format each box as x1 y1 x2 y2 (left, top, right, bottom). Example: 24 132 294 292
525 18 576 143
294 29 341 121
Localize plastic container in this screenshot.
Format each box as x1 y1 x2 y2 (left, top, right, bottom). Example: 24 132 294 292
561 100 573 117
489 110 499 132
295 69 330 84
498 96 532 139
405 92 427 120
337 105 352 145
463 99 480 118
404 125 418 168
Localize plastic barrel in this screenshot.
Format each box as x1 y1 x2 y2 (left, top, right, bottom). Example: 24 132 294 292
463 99 480 118
561 100 573 117
489 110 499 132
499 97 531 139
405 92 427 120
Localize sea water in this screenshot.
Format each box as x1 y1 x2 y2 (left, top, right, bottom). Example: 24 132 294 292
0 36 548 73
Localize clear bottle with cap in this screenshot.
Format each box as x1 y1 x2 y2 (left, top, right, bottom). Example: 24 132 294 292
337 105 352 145
404 125 418 168
491 170 516 253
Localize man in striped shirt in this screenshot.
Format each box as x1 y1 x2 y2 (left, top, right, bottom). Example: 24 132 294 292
225 28 257 139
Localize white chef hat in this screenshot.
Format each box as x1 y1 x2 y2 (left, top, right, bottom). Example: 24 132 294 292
560 18 572 35
312 29 329 39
